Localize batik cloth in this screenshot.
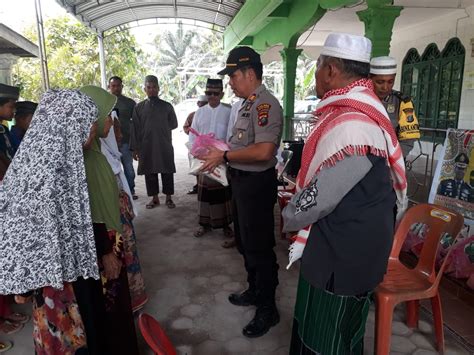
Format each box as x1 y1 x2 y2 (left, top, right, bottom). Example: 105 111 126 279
0 90 100 294
197 174 233 228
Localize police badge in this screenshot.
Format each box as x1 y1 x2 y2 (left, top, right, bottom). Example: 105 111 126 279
387 103 395 113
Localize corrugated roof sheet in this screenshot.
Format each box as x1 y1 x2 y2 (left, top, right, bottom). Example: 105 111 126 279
55 0 245 35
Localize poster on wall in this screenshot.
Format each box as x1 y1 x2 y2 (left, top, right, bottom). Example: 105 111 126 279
429 128 474 225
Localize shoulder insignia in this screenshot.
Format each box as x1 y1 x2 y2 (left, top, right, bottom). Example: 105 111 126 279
393 90 411 103
248 94 257 102
256 103 271 126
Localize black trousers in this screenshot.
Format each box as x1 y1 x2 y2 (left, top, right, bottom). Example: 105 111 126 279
230 167 279 306
145 173 174 196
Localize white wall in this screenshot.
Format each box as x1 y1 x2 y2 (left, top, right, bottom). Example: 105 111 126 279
390 5 474 131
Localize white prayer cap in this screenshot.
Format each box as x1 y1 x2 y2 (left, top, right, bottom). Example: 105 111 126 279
320 33 372 63
370 56 397 75
198 95 208 102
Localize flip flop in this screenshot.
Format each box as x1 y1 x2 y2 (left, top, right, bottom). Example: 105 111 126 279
0 321 24 335
0 341 12 353
222 239 236 248
5 313 29 324
165 199 176 209
223 227 234 238
194 226 211 238
146 199 159 209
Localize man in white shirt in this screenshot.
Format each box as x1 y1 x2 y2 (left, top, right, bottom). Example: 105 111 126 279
190 79 233 239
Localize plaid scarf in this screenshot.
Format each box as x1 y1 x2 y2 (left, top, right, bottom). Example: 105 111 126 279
287 79 407 269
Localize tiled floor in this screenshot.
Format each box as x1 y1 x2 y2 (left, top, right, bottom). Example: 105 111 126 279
3 131 473 354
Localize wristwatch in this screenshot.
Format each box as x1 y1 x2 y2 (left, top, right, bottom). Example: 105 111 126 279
223 150 230 163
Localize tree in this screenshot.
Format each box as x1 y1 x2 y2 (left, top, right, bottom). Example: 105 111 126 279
12 16 147 101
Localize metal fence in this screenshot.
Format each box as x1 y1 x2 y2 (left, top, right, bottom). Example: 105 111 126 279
290 118 449 203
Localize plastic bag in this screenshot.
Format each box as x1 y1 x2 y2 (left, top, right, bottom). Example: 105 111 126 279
189 128 229 158
188 128 229 186
189 157 229 186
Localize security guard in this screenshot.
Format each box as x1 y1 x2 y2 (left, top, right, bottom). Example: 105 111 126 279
202 46 283 338
370 56 420 158
0 83 19 180
437 152 472 202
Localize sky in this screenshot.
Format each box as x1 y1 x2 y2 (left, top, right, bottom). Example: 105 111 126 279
0 0 67 34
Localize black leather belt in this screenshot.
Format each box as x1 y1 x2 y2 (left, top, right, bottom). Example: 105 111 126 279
228 166 273 177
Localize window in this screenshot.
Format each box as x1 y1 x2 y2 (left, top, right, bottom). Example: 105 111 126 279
401 38 465 136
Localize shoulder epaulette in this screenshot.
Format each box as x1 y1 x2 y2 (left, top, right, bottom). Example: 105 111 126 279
392 90 412 103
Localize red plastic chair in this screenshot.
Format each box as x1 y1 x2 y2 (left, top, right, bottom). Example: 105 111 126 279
138 313 177 355
375 203 464 355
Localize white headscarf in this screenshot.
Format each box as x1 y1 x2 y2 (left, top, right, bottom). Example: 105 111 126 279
100 111 137 216
0 89 100 294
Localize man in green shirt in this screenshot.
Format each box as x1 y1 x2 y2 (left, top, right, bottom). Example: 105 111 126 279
108 76 138 199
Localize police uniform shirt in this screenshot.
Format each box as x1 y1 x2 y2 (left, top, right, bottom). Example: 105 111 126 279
228 85 283 172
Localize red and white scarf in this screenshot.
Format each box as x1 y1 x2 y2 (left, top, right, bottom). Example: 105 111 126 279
287 79 407 269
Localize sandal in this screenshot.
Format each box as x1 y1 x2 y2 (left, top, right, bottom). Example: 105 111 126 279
221 239 236 248
5 313 29 324
0 320 23 335
146 199 159 209
165 199 176 209
223 227 234 239
194 226 211 238
0 341 12 353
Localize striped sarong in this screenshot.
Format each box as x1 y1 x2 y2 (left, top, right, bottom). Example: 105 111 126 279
197 174 232 228
290 273 371 355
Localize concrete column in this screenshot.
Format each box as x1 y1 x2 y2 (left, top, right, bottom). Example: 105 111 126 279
97 33 107 89
280 47 302 141
357 6 402 57
0 55 18 85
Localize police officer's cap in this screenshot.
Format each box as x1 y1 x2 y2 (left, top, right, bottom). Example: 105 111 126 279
218 46 261 76
15 101 38 117
0 83 20 100
455 152 469 167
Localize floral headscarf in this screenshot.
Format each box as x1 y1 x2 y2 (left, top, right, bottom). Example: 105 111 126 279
0 89 100 294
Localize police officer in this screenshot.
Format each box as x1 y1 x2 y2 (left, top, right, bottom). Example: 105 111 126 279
437 152 472 202
370 56 420 158
202 46 283 338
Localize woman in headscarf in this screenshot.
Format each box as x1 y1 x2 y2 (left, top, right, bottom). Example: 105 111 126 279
0 89 102 354
100 109 147 312
80 85 139 354
0 87 139 354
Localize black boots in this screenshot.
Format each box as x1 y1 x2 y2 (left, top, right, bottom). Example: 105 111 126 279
242 304 280 338
228 290 279 338
228 289 257 306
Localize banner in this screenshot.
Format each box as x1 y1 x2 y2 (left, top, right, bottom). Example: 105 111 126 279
429 128 474 225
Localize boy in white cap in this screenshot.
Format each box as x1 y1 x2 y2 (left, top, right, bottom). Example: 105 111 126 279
370 56 420 157
281 33 407 354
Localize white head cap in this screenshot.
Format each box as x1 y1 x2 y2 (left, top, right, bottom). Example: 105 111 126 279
198 95 208 102
370 56 397 75
320 33 372 63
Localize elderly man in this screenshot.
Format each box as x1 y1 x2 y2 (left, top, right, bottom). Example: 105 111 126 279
130 75 178 209
282 33 407 354
370 56 420 158
108 76 138 199
189 79 233 239
202 46 283 338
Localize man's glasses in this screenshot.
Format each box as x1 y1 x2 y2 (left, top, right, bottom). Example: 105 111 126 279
205 91 221 96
